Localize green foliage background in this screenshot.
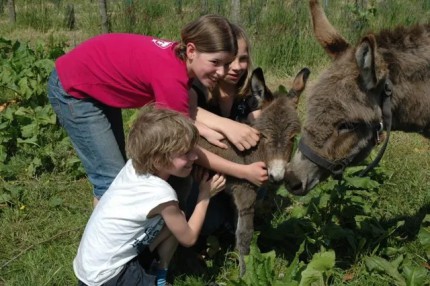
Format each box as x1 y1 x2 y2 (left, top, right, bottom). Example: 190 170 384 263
0 0 429 285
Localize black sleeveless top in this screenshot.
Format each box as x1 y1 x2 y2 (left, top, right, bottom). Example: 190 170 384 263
192 81 259 122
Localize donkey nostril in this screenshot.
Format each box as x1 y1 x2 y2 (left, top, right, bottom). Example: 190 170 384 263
269 173 283 184
269 174 275 182
289 180 302 192
284 171 303 194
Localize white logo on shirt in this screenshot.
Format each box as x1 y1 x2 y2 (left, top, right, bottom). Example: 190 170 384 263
152 39 174 49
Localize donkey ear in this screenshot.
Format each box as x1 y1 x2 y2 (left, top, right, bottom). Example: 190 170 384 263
288 67 311 107
355 35 377 90
251 67 274 102
250 67 265 97
310 0 350 59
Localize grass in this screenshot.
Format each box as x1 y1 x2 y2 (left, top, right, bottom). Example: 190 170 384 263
0 175 91 285
1 0 430 285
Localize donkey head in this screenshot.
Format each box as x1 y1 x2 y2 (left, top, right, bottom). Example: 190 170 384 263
285 0 390 195
251 67 310 184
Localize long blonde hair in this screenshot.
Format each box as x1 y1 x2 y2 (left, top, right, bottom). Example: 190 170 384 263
206 23 253 104
175 14 238 60
232 23 253 98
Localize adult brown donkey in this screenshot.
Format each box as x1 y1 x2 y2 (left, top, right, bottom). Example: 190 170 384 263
197 67 309 276
285 0 430 195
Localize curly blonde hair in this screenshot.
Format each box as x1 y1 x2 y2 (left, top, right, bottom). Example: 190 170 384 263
126 105 199 175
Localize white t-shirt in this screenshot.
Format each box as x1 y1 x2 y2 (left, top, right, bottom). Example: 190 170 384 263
73 160 178 286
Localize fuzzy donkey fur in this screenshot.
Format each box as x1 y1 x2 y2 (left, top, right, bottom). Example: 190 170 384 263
285 0 430 195
195 67 310 276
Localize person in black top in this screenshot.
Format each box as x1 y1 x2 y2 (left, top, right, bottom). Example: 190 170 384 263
183 24 263 270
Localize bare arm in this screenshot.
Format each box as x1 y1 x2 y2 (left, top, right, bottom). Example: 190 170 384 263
196 107 260 151
194 145 268 186
190 88 229 149
247 109 262 123
157 200 208 247
151 173 225 247
189 87 260 151
194 121 229 149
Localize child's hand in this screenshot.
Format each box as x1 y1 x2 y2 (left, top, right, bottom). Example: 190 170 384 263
201 128 228 150
206 173 226 197
194 167 226 199
220 118 260 151
243 161 268 187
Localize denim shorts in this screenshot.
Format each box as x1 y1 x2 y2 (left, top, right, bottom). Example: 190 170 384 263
78 257 156 286
47 68 126 198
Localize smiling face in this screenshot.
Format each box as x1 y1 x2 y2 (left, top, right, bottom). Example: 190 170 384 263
157 149 198 180
186 43 235 89
223 38 249 85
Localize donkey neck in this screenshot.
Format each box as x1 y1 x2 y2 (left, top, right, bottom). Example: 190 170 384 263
375 25 430 135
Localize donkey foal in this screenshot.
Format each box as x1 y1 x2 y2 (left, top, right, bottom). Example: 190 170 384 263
196 67 309 276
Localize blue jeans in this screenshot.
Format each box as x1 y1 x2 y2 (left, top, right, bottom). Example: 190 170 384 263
48 68 126 198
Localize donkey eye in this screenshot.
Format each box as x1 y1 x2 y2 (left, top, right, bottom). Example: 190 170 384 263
259 132 269 140
338 122 359 134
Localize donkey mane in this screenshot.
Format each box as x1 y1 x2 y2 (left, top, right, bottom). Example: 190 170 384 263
376 23 430 85
377 23 430 50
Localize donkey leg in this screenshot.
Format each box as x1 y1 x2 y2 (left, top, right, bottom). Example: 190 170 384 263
232 187 257 277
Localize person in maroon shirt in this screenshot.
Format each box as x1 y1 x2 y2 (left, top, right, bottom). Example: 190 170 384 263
48 14 266 207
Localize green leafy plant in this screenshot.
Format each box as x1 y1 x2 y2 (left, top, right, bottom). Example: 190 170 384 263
0 37 83 179
364 254 429 286
418 214 430 261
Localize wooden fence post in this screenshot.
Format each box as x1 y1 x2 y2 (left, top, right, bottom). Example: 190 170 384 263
7 0 16 24
64 3 75 30
176 0 182 14
200 0 208 15
231 0 240 23
99 0 110 33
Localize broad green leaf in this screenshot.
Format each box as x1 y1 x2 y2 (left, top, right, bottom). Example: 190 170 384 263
418 214 430 259
299 269 324 286
17 136 39 145
14 106 32 116
402 263 429 286
243 233 277 286
391 254 404 269
299 251 335 286
364 256 406 286
289 204 307 218
306 250 335 272
21 122 38 138
316 193 330 209
18 77 32 98
343 176 380 189
283 241 305 284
